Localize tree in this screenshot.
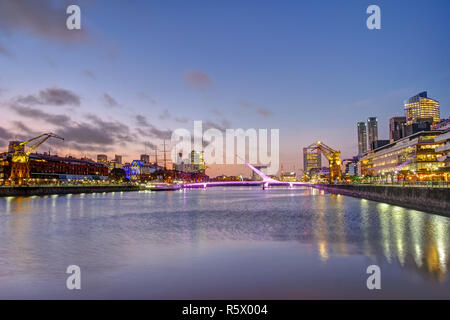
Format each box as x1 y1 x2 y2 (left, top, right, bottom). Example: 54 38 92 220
109 168 127 182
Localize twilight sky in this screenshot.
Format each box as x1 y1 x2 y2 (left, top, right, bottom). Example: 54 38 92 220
0 0 449 177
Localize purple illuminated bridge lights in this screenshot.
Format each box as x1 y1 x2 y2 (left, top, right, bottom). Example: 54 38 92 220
183 159 308 189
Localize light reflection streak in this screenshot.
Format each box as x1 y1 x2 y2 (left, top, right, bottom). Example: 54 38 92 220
378 204 392 262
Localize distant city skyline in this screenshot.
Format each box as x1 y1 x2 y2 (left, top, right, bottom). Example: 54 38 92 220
0 0 449 176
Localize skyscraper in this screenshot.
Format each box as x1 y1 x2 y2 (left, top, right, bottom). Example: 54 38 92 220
357 122 367 156
389 116 406 142
404 91 440 124
367 117 378 150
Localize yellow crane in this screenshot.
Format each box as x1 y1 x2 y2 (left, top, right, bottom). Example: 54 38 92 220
308 141 342 183
10 133 64 185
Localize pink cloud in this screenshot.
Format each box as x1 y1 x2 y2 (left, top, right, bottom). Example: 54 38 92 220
185 71 213 88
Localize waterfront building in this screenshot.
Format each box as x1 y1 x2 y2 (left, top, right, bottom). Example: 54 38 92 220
357 122 368 155
346 162 358 177
0 153 109 184
404 91 440 124
343 156 359 177
432 117 450 131
214 175 241 181
108 159 122 171
371 139 390 150
303 147 321 176
122 160 162 181
114 154 123 165
281 171 297 182
190 150 205 172
402 118 433 137
367 117 378 150
435 130 450 180
389 117 406 142
140 154 150 164
97 154 108 163
359 130 446 181
173 162 196 173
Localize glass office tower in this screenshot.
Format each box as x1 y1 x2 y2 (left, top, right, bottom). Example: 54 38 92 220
367 117 378 150
404 91 440 124
357 122 368 156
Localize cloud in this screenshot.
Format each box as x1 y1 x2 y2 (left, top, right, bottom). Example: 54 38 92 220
209 108 231 128
185 71 213 89
86 114 133 140
256 108 273 117
159 109 171 120
12 121 36 135
55 115 134 151
0 0 87 42
211 108 222 116
174 116 189 124
52 124 113 145
82 70 96 80
135 114 172 140
17 87 81 107
136 115 150 127
0 126 12 140
67 142 112 153
137 92 156 105
203 120 228 132
0 121 40 148
11 104 70 126
155 110 189 124
137 127 172 141
143 141 157 150
102 93 120 108
240 100 273 117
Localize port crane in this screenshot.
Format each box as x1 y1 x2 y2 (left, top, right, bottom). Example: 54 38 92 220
10 133 64 185
307 141 342 183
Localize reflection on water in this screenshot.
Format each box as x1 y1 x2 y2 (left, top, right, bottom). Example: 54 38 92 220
0 187 449 298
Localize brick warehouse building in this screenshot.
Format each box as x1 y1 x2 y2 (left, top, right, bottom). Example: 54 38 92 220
0 153 109 184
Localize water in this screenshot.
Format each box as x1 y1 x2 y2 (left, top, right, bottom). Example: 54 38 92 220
0 187 449 299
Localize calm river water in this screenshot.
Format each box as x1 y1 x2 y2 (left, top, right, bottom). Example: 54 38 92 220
0 187 449 299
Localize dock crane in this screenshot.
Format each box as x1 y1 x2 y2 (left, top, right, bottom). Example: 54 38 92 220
10 133 64 185
308 141 342 183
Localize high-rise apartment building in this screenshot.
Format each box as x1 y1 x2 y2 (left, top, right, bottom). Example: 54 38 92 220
357 122 367 156
404 91 440 124
389 117 407 142
367 117 378 150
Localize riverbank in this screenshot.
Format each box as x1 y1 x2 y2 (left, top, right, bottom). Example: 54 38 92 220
0 185 140 197
312 184 450 216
